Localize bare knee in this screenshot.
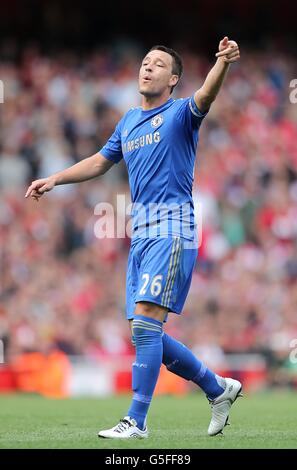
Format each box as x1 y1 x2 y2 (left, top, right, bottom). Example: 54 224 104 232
134 301 168 322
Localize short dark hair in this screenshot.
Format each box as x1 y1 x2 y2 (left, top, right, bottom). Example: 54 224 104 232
149 45 183 94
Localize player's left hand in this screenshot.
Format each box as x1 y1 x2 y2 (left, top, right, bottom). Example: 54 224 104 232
215 37 240 64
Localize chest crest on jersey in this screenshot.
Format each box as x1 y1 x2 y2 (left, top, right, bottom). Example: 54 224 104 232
151 114 163 129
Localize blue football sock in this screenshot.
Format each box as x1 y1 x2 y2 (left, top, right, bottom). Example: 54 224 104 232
127 315 163 430
162 333 225 400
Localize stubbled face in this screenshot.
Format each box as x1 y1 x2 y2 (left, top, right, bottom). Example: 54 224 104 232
139 49 178 97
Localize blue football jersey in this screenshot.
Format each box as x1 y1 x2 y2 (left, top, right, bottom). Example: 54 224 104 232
99 95 207 241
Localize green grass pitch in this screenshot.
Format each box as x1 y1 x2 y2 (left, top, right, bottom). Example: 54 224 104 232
0 391 296 449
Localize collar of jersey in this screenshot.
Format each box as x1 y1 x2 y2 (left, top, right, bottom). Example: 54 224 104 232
140 98 174 114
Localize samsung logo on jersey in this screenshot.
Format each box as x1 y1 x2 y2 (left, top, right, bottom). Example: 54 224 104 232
122 132 160 154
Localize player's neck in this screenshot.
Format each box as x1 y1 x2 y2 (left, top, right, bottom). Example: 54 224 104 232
141 94 171 111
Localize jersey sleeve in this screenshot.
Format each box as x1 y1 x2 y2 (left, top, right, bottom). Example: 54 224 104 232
175 95 209 130
99 120 123 164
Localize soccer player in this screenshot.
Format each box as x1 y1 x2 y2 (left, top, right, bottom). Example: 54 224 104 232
25 37 242 438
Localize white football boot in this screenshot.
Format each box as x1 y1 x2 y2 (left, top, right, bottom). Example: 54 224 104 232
98 416 148 439
208 378 243 436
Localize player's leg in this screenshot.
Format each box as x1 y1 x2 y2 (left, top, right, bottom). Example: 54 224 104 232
126 301 167 433
162 333 242 434
98 302 166 439
158 241 242 435
162 333 226 399
160 244 226 399
98 239 168 439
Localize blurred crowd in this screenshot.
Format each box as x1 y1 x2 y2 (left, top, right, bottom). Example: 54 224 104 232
0 44 297 381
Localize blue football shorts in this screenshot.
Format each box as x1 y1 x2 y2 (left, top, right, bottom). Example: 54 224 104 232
126 236 198 319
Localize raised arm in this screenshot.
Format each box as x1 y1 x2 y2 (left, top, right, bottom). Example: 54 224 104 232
25 152 114 201
194 36 240 113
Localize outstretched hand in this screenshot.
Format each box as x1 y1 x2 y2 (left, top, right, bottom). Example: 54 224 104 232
215 36 240 64
25 177 56 201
